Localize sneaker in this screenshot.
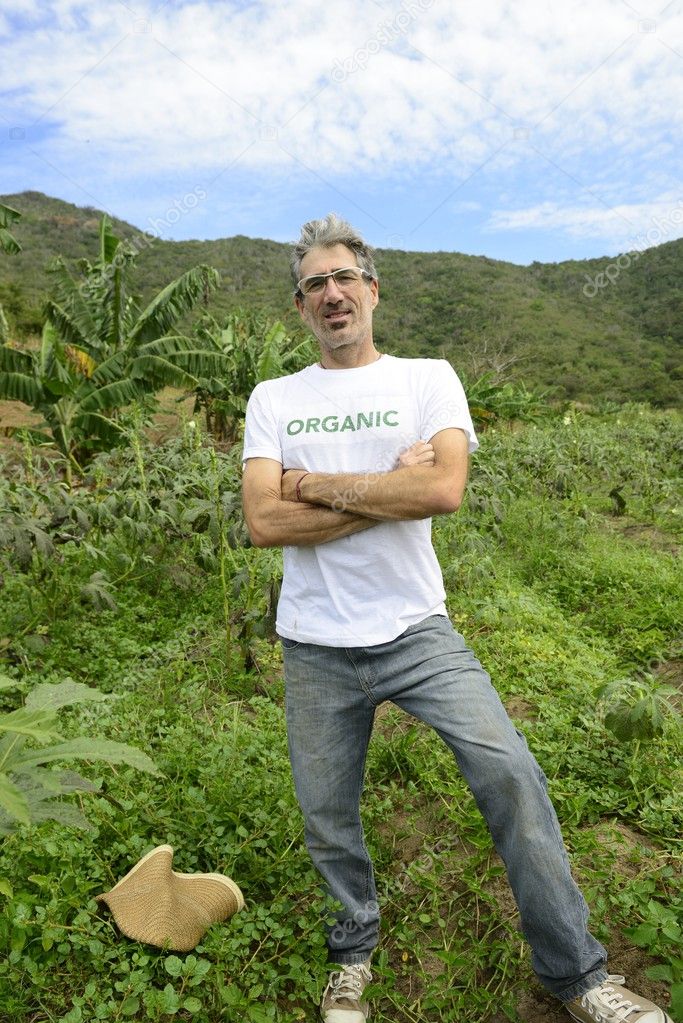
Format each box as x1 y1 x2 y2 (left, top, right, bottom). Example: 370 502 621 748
320 961 372 1022
566 975 673 1023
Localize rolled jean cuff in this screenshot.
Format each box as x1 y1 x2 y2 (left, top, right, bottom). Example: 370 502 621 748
328 952 373 967
556 966 609 1003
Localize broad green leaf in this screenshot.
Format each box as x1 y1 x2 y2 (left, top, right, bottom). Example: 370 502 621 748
40 769 99 794
0 878 13 898
25 800 92 830
0 344 35 374
0 674 22 692
645 964 673 982
0 227 21 255
80 573 118 612
0 370 42 405
76 377 141 413
0 772 30 824
0 730 27 763
25 680 111 712
43 298 90 351
99 213 120 264
89 349 127 385
129 266 220 345
0 201 22 230
128 352 198 390
16 737 161 774
0 706 61 742
72 411 126 444
256 321 288 382
627 923 658 946
165 955 183 977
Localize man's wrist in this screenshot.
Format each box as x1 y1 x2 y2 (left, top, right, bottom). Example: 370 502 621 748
295 472 310 502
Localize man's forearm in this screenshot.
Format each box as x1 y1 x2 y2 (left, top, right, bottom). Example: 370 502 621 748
291 465 461 520
247 497 379 548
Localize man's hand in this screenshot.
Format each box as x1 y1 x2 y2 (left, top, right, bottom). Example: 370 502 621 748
292 428 469 520
397 439 435 469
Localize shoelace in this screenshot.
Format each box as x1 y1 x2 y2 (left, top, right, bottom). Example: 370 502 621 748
328 964 371 1004
583 976 643 1021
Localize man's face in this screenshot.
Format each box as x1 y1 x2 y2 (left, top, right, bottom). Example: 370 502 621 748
295 244 379 355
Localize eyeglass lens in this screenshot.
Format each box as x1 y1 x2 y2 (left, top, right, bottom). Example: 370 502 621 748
300 267 366 294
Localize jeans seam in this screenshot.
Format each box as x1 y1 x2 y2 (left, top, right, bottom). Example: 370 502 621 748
345 648 379 706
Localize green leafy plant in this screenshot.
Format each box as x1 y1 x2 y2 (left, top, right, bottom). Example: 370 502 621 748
0 201 22 344
596 674 681 743
0 675 159 860
461 370 549 428
0 216 228 480
193 309 317 441
627 899 683 1022
0 202 22 257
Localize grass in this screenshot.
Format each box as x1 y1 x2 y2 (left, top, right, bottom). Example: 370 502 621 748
0 405 681 1022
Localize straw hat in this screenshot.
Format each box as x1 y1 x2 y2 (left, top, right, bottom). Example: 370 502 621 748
96 845 245 951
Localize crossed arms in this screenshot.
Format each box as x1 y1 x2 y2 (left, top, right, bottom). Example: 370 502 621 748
242 427 470 549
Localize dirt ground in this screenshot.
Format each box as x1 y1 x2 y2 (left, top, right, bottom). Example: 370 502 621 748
372 759 677 1022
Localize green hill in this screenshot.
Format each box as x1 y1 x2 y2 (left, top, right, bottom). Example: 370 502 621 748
1 190 681 406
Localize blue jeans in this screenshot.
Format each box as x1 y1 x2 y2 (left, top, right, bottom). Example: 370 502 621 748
281 614 608 1002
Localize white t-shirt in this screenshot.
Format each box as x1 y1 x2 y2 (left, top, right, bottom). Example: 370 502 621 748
242 354 478 647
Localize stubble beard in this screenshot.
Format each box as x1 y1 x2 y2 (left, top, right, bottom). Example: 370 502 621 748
315 311 369 354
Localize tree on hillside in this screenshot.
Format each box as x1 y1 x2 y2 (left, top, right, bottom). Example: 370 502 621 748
0 216 229 482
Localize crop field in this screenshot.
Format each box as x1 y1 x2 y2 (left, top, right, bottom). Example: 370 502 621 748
0 401 681 1023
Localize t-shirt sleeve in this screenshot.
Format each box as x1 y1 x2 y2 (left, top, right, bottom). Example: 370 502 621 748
242 382 283 464
420 360 479 454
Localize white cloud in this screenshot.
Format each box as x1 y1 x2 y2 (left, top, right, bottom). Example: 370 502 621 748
1 0 682 253
487 193 683 249
2 0 680 170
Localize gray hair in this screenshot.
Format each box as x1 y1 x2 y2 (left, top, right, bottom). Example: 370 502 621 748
290 213 378 293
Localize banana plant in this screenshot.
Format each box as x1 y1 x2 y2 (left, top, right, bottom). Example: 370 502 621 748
0 201 22 343
193 309 317 441
0 216 229 480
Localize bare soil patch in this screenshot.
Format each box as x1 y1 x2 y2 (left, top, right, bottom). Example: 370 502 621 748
603 517 680 556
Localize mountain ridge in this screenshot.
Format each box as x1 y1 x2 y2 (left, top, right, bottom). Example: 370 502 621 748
1 190 680 406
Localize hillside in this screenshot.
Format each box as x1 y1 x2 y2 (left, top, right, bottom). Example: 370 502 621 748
1 190 681 406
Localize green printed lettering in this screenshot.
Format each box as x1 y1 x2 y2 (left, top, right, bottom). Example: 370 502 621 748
291 409 400 434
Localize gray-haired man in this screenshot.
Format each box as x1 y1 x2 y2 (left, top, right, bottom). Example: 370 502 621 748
241 214 671 1023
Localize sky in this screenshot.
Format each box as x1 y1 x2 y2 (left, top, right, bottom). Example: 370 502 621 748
1 0 682 265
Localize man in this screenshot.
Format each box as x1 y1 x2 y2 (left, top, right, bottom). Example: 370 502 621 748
241 214 671 1023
